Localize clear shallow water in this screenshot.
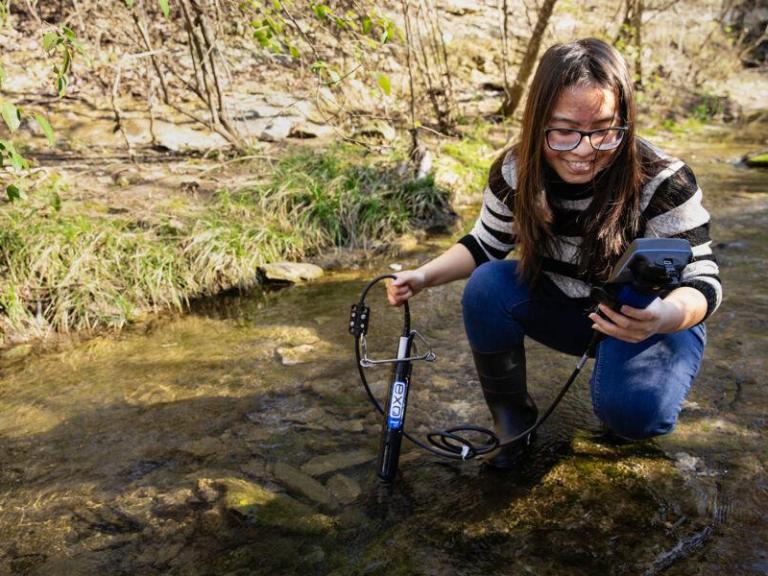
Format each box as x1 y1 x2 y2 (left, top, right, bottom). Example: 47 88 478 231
0 131 766 575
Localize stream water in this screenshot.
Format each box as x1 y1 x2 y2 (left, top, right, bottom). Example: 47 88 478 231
0 131 766 575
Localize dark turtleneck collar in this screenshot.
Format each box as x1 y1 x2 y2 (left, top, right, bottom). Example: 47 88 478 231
543 162 607 200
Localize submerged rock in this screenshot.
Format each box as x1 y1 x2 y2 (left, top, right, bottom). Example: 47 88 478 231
285 406 365 432
273 462 335 506
217 477 335 534
326 474 361 504
179 437 226 458
301 449 376 477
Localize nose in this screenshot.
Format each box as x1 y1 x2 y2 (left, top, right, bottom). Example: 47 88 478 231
571 133 594 156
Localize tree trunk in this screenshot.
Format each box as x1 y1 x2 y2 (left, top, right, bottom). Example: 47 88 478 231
632 0 643 90
615 0 644 90
499 0 558 118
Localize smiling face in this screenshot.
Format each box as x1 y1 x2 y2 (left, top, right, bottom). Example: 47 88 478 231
543 83 621 184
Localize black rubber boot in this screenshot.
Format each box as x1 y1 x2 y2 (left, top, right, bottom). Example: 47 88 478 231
473 347 538 469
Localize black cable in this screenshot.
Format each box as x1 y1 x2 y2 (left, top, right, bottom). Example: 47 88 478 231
352 275 596 461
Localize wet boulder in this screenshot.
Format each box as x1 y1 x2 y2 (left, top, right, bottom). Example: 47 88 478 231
258 262 325 285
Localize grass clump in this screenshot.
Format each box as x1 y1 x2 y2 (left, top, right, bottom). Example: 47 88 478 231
0 144 452 346
745 152 768 167
247 144 452 247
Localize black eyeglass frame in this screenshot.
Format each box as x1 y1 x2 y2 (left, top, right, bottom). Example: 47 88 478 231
544 126 629 152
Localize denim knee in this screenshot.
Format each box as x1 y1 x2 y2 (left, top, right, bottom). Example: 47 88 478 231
461 260 527 353
594 393 679 440
591 326 705 441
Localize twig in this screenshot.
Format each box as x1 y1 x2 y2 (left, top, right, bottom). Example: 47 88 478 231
163 100 239 148
279 2 321 63
179 0 219 129
22 0 43 27
70 0 86 34
499 0 510 95
182 0 243 147
426 0 456 121
111 50 166 160
643 0 682 24
131 1 170 103
324 63 363 86
738 23 768 60
642 524 715 576
402 0 418 148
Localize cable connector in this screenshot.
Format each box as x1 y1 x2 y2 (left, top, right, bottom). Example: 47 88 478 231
349 303 370 337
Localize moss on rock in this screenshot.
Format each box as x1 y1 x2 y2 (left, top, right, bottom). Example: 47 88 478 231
217 477 336 535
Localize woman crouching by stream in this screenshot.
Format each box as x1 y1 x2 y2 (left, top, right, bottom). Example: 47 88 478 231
386 38 722 469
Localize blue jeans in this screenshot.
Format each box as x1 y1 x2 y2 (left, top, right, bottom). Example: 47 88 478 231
462 260 707 440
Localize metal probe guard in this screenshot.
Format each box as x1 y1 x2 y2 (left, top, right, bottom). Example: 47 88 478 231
359 330 437 368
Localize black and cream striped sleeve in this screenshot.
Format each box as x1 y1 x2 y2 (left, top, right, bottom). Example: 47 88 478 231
642 163 722 319
458 151 517 266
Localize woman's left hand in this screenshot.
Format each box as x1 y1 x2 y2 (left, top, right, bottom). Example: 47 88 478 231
588 298 677 344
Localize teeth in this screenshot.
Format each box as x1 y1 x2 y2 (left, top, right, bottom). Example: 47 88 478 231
567 161 591 171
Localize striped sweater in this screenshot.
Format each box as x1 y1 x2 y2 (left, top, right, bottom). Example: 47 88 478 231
458 140 722 319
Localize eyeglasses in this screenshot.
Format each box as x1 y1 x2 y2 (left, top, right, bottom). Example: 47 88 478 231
544 126 628 152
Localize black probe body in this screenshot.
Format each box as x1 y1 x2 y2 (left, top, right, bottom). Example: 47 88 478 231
377 334 414 483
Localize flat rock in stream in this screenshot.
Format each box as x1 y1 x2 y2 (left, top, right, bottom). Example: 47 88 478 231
285 407 365 432
258 262 325 284
301 449 377 477
216 477 334 534
326 474 361 504
272 462 334 506
179 437 226 458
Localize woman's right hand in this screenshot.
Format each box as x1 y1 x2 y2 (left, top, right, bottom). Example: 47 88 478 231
386 270 427 306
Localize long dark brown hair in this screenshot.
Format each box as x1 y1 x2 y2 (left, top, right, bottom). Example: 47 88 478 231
512 38 646 284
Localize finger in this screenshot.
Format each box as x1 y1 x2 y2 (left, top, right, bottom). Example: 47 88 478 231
589 312 619 335
597 304 632 329
590 313 645 342
393 285 412 298
591 319 646 343
388 292 406 306
392 287 413 304
619 305 655 321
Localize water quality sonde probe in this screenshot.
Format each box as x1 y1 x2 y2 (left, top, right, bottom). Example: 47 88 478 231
350 238 693 484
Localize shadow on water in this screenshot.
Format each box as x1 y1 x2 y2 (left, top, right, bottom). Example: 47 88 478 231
1 132 767 575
